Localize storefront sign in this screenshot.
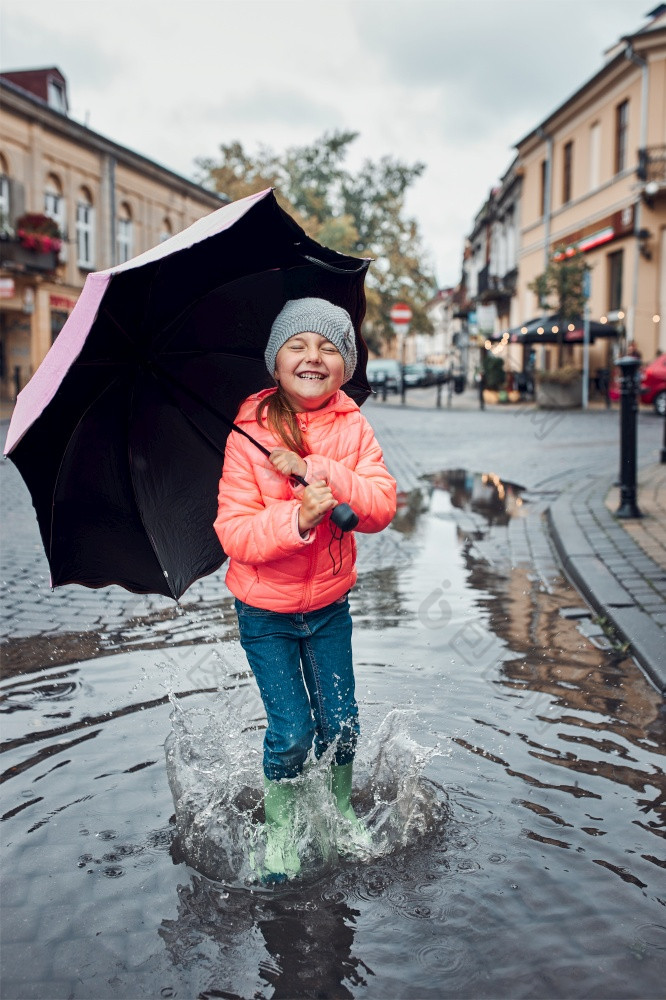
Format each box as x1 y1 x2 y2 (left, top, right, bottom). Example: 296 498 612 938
49 293 78 311
553 204 635 260
0 277 16 299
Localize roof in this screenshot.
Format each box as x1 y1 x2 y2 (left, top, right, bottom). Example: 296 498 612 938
515 7 666 150
0 72 227 208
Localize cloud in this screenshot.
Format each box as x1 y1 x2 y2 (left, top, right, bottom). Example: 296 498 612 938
0 0 653 284
351 0 651 138
203 87 344 131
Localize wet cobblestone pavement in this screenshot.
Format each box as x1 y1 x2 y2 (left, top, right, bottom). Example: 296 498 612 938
2 394 665 1000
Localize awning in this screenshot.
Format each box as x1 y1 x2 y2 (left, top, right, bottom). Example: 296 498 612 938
490 315 620 346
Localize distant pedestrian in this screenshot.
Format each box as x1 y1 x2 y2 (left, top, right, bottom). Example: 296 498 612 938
476 367 486 410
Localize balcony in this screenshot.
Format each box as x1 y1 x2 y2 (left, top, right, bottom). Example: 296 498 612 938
0 238 59 274
478 267 517 304
638 146 666 205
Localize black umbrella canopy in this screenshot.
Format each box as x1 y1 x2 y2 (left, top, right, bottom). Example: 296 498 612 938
6 190 371 599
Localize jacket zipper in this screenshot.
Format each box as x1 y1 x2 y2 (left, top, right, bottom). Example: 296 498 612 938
300 529 318 611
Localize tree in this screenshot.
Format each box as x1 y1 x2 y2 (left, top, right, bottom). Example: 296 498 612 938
528 246 590 366
195 131 435 353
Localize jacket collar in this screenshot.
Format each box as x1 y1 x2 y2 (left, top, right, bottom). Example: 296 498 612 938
234 387 358 425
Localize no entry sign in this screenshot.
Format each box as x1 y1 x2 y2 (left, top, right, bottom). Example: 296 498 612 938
390 302 413 325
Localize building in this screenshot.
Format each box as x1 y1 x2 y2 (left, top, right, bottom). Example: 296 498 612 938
458 6 666 383
424 286 458 364
0 67 225 404
513 5 666 373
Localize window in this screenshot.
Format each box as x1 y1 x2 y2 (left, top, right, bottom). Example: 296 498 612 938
540 159 548 217
608 250 623 312
76 190 95 269
0 173 9 228
589 122 601 190
562 141 573 205
615 100 629 174
160 217 173 243
116 203 133 264
47 77 67 114
44 174 66 260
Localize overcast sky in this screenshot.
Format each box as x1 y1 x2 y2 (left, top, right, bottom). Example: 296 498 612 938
0 0 653 286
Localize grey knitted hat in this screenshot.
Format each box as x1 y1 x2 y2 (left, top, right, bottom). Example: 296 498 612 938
265 297 358 384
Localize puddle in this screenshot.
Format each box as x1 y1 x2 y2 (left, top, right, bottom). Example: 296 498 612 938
1 470 664 999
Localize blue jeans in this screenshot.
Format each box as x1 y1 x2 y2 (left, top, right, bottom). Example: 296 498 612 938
235 596 359 781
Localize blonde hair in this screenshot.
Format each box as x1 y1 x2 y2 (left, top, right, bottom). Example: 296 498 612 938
256 387 306 456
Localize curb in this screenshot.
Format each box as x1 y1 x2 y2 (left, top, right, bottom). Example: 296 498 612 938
547 484 666 696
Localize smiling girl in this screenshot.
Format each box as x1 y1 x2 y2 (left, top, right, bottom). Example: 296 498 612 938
214 297 396 880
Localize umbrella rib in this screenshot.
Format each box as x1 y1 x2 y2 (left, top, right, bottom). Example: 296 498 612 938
48 376 124 568
151 362 272 459
126 377 180 601
100 304 141 350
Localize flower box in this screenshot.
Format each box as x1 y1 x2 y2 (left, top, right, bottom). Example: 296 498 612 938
535 368 583 409
0 239 59 273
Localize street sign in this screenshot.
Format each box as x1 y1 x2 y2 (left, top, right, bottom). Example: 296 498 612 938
390 302 412 325
582 270 591 299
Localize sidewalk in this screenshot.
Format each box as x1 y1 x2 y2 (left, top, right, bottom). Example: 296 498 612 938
548 461 666 694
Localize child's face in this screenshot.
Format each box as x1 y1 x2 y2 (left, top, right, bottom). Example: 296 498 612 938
274 331 345 411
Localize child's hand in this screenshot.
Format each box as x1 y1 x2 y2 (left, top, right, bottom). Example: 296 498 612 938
298 480 337 535
269 449 307 480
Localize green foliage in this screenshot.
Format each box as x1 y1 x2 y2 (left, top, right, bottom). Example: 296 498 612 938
195 131 436 348
528 246 589 321
483 353 505 391
528 247 590 365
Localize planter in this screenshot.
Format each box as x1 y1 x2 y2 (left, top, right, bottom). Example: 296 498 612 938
0 240 58 273
535 373 583 409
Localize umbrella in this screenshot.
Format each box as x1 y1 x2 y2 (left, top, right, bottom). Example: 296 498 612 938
496 315 621 345
4 188 371 600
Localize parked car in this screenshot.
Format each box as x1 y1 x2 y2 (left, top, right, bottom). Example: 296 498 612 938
366 358 402 393
402 363 435 387
641 353 666 415
608 353 666 414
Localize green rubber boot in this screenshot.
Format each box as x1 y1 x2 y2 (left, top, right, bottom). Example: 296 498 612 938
262 776 301 882
331 762 372 851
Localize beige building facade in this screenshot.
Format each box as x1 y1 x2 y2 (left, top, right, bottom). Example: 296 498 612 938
0 68 224 404
513 8 666 373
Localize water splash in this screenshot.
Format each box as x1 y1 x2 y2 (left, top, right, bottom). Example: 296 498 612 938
164 666 448 886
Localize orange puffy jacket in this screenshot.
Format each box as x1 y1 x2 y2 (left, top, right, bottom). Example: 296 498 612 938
214 388 397 613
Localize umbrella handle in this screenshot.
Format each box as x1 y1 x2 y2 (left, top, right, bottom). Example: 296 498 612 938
330 502 359 532
228 424 359 532
291 474 358 532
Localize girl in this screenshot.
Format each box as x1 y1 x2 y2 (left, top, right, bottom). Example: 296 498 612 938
214 297 396 880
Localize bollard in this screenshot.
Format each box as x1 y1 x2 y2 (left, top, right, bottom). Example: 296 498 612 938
615 355 642 518
436 378 442 408
381 376 388 402
661 401 666 464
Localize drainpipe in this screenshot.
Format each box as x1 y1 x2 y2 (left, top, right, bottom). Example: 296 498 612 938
625 43 648 345
536 128 553 369
537 128 553 272
108 154 116 268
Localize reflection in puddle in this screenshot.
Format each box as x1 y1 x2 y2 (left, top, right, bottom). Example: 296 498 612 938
0 469 664 999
